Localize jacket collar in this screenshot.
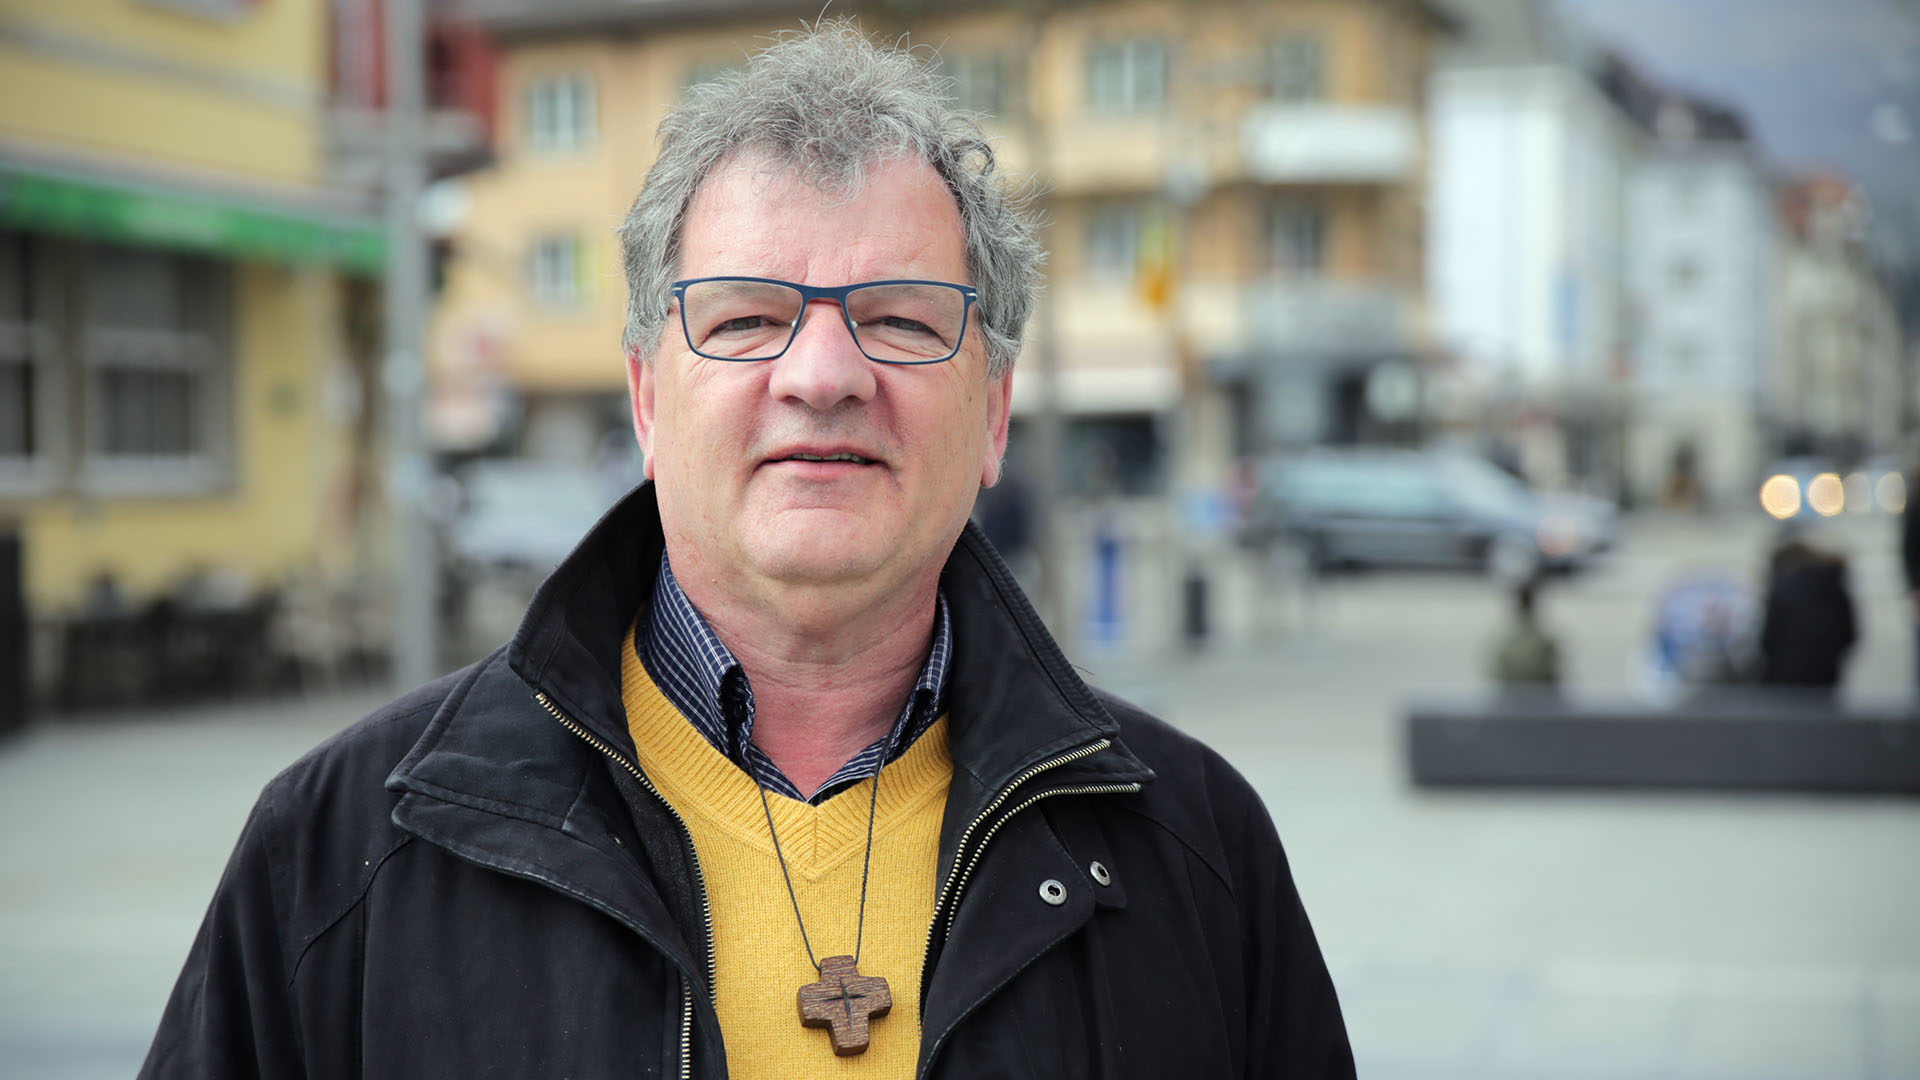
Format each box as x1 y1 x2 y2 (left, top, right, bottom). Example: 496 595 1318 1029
397 480 1154 842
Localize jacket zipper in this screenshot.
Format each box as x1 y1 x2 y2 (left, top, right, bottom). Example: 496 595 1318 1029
918 739 1141 1015
537 691 711 1080
940 780 1142 938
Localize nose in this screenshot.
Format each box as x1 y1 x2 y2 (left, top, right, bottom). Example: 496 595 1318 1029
766 298 877 411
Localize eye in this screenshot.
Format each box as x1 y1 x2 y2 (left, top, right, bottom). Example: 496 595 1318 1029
872 315 935 335
714 314 785 334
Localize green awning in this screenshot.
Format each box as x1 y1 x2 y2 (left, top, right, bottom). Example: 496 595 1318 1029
0 164 385 274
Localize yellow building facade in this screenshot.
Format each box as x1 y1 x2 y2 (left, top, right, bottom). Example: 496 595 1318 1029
438 0 1447 486
0 0 383 622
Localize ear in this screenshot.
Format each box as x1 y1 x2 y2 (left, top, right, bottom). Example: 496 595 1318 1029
626 346 657 481
979 372 1014 488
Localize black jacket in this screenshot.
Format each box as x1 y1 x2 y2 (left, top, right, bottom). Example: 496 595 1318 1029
141 483 1353 1078
1760 556 1858 688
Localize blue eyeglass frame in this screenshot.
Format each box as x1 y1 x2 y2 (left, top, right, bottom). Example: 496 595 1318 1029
669 275 979 365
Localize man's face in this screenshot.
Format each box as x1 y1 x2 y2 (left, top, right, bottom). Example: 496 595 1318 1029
630 153 1012 599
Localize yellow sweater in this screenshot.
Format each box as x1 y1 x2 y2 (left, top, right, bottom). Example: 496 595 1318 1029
621 626 950 1077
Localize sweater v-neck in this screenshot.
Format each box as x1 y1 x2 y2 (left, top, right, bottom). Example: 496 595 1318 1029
621 621 952 880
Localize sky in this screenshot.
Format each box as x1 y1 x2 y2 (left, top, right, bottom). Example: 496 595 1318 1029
1555 0 1920 266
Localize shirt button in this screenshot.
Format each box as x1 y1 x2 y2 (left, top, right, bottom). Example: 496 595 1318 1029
1089 860 1111 886
1038 879 1068 906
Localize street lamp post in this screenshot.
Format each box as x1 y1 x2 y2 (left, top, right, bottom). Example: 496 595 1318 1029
383 0 436 690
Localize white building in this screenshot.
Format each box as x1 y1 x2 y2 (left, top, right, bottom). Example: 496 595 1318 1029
1425 0 1643 491
1772 175 1906 460
1622 97 1777 511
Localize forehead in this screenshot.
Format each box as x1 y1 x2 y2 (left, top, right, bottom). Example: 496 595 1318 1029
677 151 970 284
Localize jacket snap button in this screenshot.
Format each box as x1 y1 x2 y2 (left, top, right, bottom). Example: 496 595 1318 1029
1038 879 1068 906
1089 860 1111 886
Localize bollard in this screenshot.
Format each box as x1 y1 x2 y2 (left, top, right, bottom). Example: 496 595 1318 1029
0 528 25 736
1182 566 1209 648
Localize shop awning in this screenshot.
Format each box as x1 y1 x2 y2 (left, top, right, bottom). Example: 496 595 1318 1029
0 159 385 274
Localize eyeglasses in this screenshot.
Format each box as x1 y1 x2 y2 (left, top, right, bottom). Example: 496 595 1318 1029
670 276 978 365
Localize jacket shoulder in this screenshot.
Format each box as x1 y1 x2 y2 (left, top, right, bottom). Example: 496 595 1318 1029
1089 686 1283 890
249 658 490 952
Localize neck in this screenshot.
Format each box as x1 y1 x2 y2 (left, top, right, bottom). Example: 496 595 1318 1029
668 557 939 798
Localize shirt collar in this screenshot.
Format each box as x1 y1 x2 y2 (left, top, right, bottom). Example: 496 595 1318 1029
642 550 952 800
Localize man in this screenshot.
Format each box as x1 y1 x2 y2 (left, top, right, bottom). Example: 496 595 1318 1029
142 24 1352 1078
1491 577 1561 691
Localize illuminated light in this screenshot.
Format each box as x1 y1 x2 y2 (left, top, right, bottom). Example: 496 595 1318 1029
1536 516 1577 558
1807 472 1845 517
1844 472 1872 513
1877 470 1908 514
1759 474 1801 520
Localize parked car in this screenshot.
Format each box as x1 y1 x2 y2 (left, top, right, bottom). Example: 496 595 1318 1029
445 460 626 577
1243 449 1617 578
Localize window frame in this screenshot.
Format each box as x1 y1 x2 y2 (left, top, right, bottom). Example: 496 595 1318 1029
1086 38 1169 115
74 246 233 498
1085 203 1146 284
1265 33 1325 103
0 233 64 496
1265 199 1327 275
528 233 588 309
524 73 597 155
944 51 1012 118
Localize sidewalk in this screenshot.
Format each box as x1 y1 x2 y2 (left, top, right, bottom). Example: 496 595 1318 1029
0 692 385 1079
4 537 1917 1078
1083 583 1920 1080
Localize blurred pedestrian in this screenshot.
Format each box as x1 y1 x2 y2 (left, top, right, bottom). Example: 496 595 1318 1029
1634 573 1757 702
1491 577 1561 691
1904 465 1920 687
1758 537 1858 692
973 455 1035 584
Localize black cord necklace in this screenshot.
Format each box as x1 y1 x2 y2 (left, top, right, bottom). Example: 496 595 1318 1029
759 757 893 1056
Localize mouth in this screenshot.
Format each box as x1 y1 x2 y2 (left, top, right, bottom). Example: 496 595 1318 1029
761 446 887 472
773 452 879 465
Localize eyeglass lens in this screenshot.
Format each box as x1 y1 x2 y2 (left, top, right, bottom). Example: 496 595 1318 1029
680 280 966 363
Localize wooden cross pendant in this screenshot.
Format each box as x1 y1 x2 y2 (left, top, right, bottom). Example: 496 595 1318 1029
797 955 892 1056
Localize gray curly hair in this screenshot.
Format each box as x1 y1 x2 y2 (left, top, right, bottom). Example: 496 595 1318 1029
616 20 1041 378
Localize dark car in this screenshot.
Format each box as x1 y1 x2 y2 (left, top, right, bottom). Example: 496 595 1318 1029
1244 449 1616 579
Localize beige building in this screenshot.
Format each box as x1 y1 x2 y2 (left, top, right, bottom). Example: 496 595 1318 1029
436 0 1450 653
438 0 1450 484
0 0 387 677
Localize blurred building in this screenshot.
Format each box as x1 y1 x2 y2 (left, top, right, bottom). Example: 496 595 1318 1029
0 1 385 631
433 0 1454 496
1771 173 1906 462
1425 0 1640 493
1622 92 1776 511
0 0 493 701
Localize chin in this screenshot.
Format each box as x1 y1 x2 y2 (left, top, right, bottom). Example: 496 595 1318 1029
746 528 892 586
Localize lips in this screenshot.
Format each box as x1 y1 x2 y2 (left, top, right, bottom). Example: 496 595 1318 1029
763 444 885 468
778 452 875 465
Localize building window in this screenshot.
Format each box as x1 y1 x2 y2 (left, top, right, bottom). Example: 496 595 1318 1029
682 61 740 96
81 246 229 492
944 52 1011 117
1668 338 1702 376
1064 415 1164 496
0 328 32 462
1085 204 1144 282
1266 34 1324 102
1266 200 1325 274
1087 39 1168 114
526 74 595 153
1669 255 1702 291
0 234 49 481
529 234 589 308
